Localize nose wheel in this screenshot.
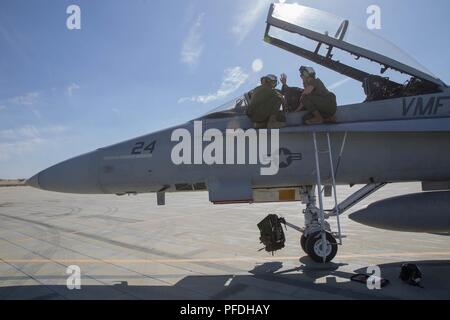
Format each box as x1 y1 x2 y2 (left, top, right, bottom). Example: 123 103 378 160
303 232 338 263
300 234 308 254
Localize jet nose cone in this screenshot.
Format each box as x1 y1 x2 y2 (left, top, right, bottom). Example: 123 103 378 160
33 151 103 194
26 174 41 189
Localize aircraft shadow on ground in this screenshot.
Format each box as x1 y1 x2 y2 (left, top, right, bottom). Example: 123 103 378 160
0 259 449 300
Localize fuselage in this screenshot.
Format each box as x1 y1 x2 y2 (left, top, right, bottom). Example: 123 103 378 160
27 90 450 199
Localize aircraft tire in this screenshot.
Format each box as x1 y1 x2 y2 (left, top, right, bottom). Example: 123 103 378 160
300 234 309 254
305 232 338 263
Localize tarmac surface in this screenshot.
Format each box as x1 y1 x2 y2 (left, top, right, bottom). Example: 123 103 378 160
0 183 449 300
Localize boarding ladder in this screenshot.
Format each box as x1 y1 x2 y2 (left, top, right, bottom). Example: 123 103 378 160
312 132 345 261
311 132 388 261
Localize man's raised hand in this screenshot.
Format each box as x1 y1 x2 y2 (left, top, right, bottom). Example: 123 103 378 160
280 73 287 86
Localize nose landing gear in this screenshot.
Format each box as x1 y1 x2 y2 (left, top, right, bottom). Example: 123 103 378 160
304 231 338 263
258 133 387 263
299 185 340 263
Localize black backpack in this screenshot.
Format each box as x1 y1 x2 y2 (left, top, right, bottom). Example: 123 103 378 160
257 214 286 254
399 264 423 288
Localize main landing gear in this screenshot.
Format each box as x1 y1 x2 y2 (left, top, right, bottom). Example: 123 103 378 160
259 181 387 263
299 185 338 263
260 132 387 263
296 133 387 263
293 182 387 263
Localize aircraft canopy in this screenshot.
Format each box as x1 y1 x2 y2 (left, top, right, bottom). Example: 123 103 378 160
265 3 445 87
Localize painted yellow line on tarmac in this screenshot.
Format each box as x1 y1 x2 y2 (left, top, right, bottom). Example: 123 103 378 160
2 251 450 264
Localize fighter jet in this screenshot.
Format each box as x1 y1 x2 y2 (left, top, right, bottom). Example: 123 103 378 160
27 3 450 263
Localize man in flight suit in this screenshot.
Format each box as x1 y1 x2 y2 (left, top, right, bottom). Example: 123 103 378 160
298 66 337 125
246 74 286 129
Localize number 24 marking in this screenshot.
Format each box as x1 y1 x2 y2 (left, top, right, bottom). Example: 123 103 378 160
131 141 156 155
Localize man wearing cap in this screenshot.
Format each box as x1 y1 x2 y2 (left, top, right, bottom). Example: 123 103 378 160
300 66 337 124
283 67 337 125
246 74 286 129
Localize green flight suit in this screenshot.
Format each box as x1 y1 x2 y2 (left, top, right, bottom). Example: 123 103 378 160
302 78 337 121
247 85 283 125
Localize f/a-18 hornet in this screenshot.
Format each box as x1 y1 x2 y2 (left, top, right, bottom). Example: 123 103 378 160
27 3 450 263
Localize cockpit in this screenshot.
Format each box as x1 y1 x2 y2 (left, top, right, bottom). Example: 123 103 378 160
199 3 448 121
199 94 250 120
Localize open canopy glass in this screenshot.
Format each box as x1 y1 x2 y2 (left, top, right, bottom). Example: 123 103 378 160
267 3 444 86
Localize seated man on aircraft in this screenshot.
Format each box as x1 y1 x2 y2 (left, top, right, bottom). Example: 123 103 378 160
299 66 337 124
282 67 337 125
246 74 287 129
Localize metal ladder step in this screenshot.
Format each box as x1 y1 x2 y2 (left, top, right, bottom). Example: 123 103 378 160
312 132 343 247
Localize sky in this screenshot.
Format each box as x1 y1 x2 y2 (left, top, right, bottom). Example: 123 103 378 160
1 0 450 179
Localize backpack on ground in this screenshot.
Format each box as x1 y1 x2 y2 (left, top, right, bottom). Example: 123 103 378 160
399 263 423 288
257 214 286 254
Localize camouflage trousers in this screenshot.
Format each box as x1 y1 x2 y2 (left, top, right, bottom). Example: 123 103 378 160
302 94 337 121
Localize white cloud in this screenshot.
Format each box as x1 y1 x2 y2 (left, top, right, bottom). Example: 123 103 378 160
0 125 68 140
8 92 40 106
67 83 80 97
2 92 43 119
40 125 69 135
0 138 46 161
181 13 205 67
178 66 249 104
0 125 69 161
0 126 39 141
231 0 271 44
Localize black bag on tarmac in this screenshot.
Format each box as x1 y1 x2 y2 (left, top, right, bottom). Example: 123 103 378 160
257 214 286 254
399 263 423 288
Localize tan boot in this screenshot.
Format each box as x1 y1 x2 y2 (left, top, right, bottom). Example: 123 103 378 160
267 115 287 129
305 111 324 125
323 115 337 124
